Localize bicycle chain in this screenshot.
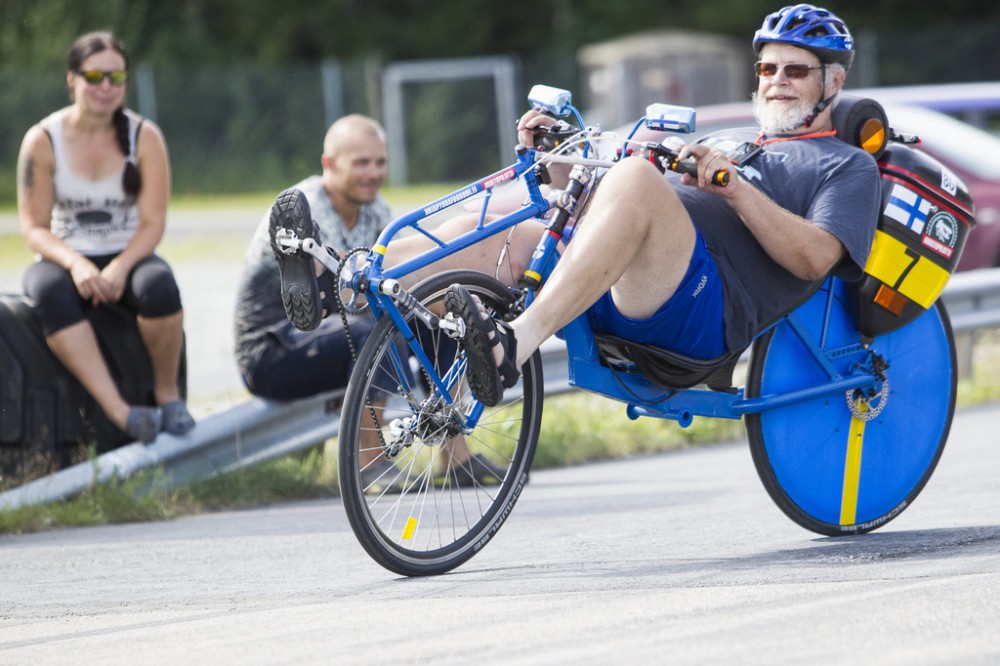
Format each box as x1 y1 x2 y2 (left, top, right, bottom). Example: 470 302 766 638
332 247 392 456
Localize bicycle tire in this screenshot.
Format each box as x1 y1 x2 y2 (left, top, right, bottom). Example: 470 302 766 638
338 270 543 576
745 285 955 536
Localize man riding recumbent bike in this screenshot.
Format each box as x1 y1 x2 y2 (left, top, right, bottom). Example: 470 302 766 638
273 83 973 576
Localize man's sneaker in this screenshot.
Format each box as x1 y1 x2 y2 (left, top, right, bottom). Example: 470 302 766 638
269 188 323 331
359 458 407 496
439 453 507 488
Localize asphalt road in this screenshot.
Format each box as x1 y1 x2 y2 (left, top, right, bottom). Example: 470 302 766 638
2 403 998 665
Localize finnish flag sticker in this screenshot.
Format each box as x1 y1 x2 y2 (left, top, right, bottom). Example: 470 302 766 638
884 184 931 235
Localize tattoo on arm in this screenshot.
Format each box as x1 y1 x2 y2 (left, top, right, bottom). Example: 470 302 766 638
19 156 36 192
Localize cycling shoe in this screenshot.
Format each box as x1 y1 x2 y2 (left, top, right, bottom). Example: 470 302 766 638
444 284 519 407
269 188 323 331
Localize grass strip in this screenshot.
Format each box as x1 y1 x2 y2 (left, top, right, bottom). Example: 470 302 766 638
5 361 999 538
0 394 738 536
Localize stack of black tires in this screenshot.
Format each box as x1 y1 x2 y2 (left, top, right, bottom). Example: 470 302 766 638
0 295 185 485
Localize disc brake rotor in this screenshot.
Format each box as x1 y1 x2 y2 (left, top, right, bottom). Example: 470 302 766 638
846 377 889 421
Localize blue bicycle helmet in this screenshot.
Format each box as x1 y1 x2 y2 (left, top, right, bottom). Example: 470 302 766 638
754 4 854 70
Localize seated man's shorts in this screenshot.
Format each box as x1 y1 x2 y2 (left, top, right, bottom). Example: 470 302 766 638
587 229 727 360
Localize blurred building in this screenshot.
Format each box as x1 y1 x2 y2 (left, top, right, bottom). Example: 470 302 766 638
578 29 752 129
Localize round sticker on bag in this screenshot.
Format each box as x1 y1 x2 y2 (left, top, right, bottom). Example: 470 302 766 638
922 211 959 259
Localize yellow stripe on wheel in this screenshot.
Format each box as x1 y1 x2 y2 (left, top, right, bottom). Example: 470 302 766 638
840 401 868 525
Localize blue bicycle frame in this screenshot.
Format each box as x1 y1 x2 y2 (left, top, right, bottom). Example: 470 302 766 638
559 279 877 426
343 150 879 433
334 85 957 576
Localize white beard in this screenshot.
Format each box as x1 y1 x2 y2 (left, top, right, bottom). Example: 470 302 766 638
752 91 814 134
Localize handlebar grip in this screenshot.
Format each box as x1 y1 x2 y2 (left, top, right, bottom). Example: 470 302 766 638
674 158 729 186
663 158 730 187
646 145 729 187
710 170 730 186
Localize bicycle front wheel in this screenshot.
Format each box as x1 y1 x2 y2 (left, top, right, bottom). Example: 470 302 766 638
338 270 543 576
745 291 955 536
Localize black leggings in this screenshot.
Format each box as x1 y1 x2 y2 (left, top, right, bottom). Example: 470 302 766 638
23 254 183 337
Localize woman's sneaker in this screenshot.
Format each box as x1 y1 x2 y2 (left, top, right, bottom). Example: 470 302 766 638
269 188 323 331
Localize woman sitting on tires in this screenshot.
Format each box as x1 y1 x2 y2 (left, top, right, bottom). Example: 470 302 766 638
16 31 193 443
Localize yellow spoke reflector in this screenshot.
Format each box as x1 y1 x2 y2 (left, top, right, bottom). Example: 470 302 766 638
402 516 417 540
840 401 868 525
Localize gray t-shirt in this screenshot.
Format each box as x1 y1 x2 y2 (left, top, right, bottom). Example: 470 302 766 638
675 128 881 352
234 175 391 370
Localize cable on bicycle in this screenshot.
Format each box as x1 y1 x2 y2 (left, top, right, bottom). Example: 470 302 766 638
494 227 522 286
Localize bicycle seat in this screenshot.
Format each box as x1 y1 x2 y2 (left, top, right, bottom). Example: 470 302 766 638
594 332 744 392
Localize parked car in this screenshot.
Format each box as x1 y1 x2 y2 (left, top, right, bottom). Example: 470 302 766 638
848 81 1000 133
626 99 1000 271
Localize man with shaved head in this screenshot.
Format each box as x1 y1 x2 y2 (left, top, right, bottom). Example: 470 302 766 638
235 114 506 490
234 114 390 401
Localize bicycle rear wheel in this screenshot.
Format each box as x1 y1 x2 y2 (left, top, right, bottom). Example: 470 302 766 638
338 270 543 576
745 285 955 536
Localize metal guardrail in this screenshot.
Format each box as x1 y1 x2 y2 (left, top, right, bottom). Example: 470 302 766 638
2 268 998 511
938 268 1000 331
0 392 345 510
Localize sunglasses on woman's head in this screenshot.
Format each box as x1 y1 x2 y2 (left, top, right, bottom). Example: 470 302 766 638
754 62 821 79
77 69 128 86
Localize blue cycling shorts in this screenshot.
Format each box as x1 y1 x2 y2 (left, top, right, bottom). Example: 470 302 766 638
587 229 727 360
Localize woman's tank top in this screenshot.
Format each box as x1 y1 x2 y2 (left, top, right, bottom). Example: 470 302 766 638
45 108 142 256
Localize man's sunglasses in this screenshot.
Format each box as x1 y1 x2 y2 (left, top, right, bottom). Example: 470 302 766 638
754 62 821 79
77 70 128 86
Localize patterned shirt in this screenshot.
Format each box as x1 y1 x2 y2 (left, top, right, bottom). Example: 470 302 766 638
233 175 392 368
676 128 881 352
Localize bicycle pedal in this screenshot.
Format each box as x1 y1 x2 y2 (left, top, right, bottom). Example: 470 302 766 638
439 312 467 339
273 228 303 255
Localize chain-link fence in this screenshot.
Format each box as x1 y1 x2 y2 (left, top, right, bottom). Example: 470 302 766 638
2 24 997 205
0 55 580 204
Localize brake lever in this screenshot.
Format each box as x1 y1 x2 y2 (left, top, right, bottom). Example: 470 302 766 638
532 120 578 152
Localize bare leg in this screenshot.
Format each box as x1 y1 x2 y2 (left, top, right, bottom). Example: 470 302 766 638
383 214 547 291
510 158 697 365
136 310 186 405
46 321 131 430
